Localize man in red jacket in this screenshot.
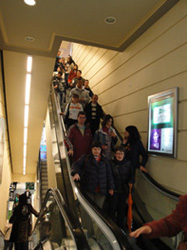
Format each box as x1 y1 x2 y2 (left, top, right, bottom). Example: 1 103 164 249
68 111 92 162
130 195 187 249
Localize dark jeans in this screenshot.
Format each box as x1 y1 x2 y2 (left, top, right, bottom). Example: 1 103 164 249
108 192 128 228
65 118 77 129
15 241 28 250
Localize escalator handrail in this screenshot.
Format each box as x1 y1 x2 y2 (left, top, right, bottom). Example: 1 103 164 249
33 187 90 250
77 183 133 247
141 171 180 200
51 86 133 250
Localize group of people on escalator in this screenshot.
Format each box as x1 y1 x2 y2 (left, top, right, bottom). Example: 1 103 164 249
53 53 186 249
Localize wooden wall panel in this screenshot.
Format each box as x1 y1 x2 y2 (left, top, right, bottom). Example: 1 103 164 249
72 0 187 194
83 48 107 80
78 47 98 72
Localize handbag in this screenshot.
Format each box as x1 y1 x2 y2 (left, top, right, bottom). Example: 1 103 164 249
4 223 13 241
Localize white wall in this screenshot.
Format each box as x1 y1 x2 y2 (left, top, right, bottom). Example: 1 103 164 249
72 0 187 194
0 53 12 230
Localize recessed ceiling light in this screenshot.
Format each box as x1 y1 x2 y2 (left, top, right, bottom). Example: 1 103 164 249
104 16 116 24
25 36 35 42
24 0 36 6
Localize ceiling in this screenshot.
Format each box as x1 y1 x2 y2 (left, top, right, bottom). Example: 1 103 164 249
0 0 179 179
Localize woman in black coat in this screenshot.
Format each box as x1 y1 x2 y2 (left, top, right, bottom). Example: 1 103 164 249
9 193 39 250
122 125 148 177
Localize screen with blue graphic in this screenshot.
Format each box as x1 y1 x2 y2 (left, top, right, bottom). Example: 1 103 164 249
148 88 178 157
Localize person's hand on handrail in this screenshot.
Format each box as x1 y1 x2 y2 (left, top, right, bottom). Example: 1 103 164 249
140 165 148 173
73 173 80 181
129 225 152 238
68 149 73 156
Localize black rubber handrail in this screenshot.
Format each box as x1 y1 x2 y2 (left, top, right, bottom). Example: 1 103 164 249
77 184 133 250
141 171 180 200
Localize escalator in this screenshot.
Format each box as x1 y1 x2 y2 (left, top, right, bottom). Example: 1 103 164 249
32 85 134 250
131 170 181 250
34 84 183 250
32 188 90 250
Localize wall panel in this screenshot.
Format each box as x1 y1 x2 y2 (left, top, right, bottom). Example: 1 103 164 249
79 47 99 72
72 0 187 194
82 48 107 78
0 52 12 230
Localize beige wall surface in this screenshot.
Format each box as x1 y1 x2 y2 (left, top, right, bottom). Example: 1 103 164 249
72 0 187 194
0 54 12 230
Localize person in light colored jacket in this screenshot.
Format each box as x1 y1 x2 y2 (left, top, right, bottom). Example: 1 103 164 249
69 79 90 108
94 114 117 159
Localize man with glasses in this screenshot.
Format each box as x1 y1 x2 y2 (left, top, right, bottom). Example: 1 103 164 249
68 111 92 162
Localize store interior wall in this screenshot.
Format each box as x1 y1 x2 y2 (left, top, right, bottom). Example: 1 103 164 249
0 54 12 229
72 0 187 195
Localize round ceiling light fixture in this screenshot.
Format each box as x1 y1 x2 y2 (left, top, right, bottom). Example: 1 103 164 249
24 0 36 6
104 16 116 24
24 36 35 42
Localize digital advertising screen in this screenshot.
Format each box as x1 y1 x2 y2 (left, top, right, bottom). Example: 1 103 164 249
148 88 178 157
40 144 46 161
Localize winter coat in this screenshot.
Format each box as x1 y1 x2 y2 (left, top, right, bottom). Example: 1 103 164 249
52 76 65 93
122 139 148 172
85 102 104 130
84 87 94 98
71 154 115 195
71 77 85 88
94 127 117 159
111 158 134 194
69 87 89 108
68 124 92 161
68 70 77 83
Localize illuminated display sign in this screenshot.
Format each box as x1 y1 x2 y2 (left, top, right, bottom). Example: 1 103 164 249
148 88 178 157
